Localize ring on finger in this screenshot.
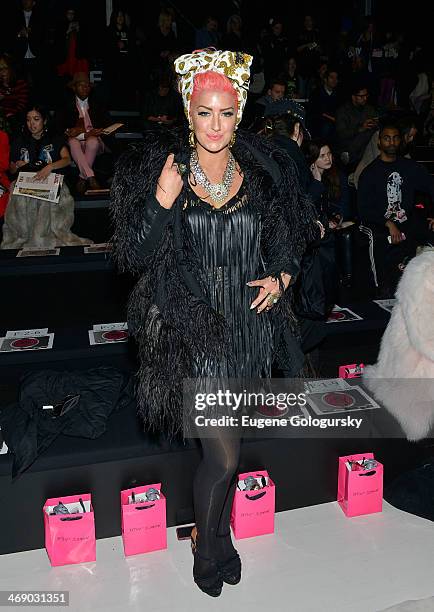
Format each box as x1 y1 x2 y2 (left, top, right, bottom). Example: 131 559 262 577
267 292 281 306
173 162 186 176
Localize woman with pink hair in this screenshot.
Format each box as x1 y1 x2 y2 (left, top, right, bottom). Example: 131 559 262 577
111 49 318 596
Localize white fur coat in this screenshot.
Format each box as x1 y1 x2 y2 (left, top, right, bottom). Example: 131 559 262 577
364 250 434 441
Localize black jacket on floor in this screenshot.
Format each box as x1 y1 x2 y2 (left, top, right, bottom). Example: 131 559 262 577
0 367 133 479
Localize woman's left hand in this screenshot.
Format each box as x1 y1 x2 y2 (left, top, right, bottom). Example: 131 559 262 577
247 273 291 314
32 165 52 182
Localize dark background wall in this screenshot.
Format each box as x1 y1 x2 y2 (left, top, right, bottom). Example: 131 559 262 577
1 0 432 59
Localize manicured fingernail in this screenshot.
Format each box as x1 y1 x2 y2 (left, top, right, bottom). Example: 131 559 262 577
250 303 255 309
246 282 252 286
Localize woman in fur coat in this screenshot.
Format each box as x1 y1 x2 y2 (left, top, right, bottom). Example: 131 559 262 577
364 248 434 441
110 49 318 597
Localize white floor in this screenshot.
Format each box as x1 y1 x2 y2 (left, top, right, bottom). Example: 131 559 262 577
1 501 434 612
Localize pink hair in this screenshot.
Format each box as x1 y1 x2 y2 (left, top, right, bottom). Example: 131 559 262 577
191 70 238 110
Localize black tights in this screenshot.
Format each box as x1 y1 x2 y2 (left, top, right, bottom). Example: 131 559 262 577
193 432 241 562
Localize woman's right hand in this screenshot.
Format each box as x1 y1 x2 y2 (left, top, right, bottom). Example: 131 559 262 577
155 153 184 209
310 164 322 181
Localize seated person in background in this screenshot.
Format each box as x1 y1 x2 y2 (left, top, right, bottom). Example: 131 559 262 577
308 69 339 141
10 0 44 91
280 57 306 100
352 116 418 188
358 124 434 294
55 7 89 79
304 139 354 287
0 54 28 128
397 116 419 157
0 118 10 222
304 139 351 223
296 14 323 79
255 78 286 118
142 73 182 130
105 9 137 109
409 66 431 116
425 112 434 146
1 105 92 249
336 81 378 168
305 61 328 99
56 72 111 194
195 15 221 49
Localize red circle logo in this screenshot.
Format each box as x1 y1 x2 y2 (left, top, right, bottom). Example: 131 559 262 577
322 392 355 408
11 337 39 349
328 311 345 321
101 330 128 341
256 404 289 417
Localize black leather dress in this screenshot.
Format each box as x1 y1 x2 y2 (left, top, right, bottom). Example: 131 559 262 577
184 183 274 379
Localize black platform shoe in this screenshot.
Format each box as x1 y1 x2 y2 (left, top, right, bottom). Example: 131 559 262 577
191 527 223 597
215 532 241 585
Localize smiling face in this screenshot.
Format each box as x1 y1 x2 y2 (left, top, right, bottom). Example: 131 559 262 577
26 109 45 138
190 90 237 154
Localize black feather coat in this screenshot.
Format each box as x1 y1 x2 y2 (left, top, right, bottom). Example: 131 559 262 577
110 127 319 439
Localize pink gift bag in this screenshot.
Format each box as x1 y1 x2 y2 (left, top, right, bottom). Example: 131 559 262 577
43 493 96 566
337 453 383 517
338 363 364 378
121 483 167 556
231 470 275 539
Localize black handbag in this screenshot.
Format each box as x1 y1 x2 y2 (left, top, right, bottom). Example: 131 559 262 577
294 231 338 321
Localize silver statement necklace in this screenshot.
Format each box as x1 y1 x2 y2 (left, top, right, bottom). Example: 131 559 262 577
190 149 236 205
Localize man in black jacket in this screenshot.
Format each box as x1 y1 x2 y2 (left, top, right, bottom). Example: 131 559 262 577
358 124 434 293
336 81 378 168
308 69 339 141
11 0 44 89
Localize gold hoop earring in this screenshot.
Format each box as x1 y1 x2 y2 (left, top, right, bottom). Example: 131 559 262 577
189 130 196 148
229 132 236 148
